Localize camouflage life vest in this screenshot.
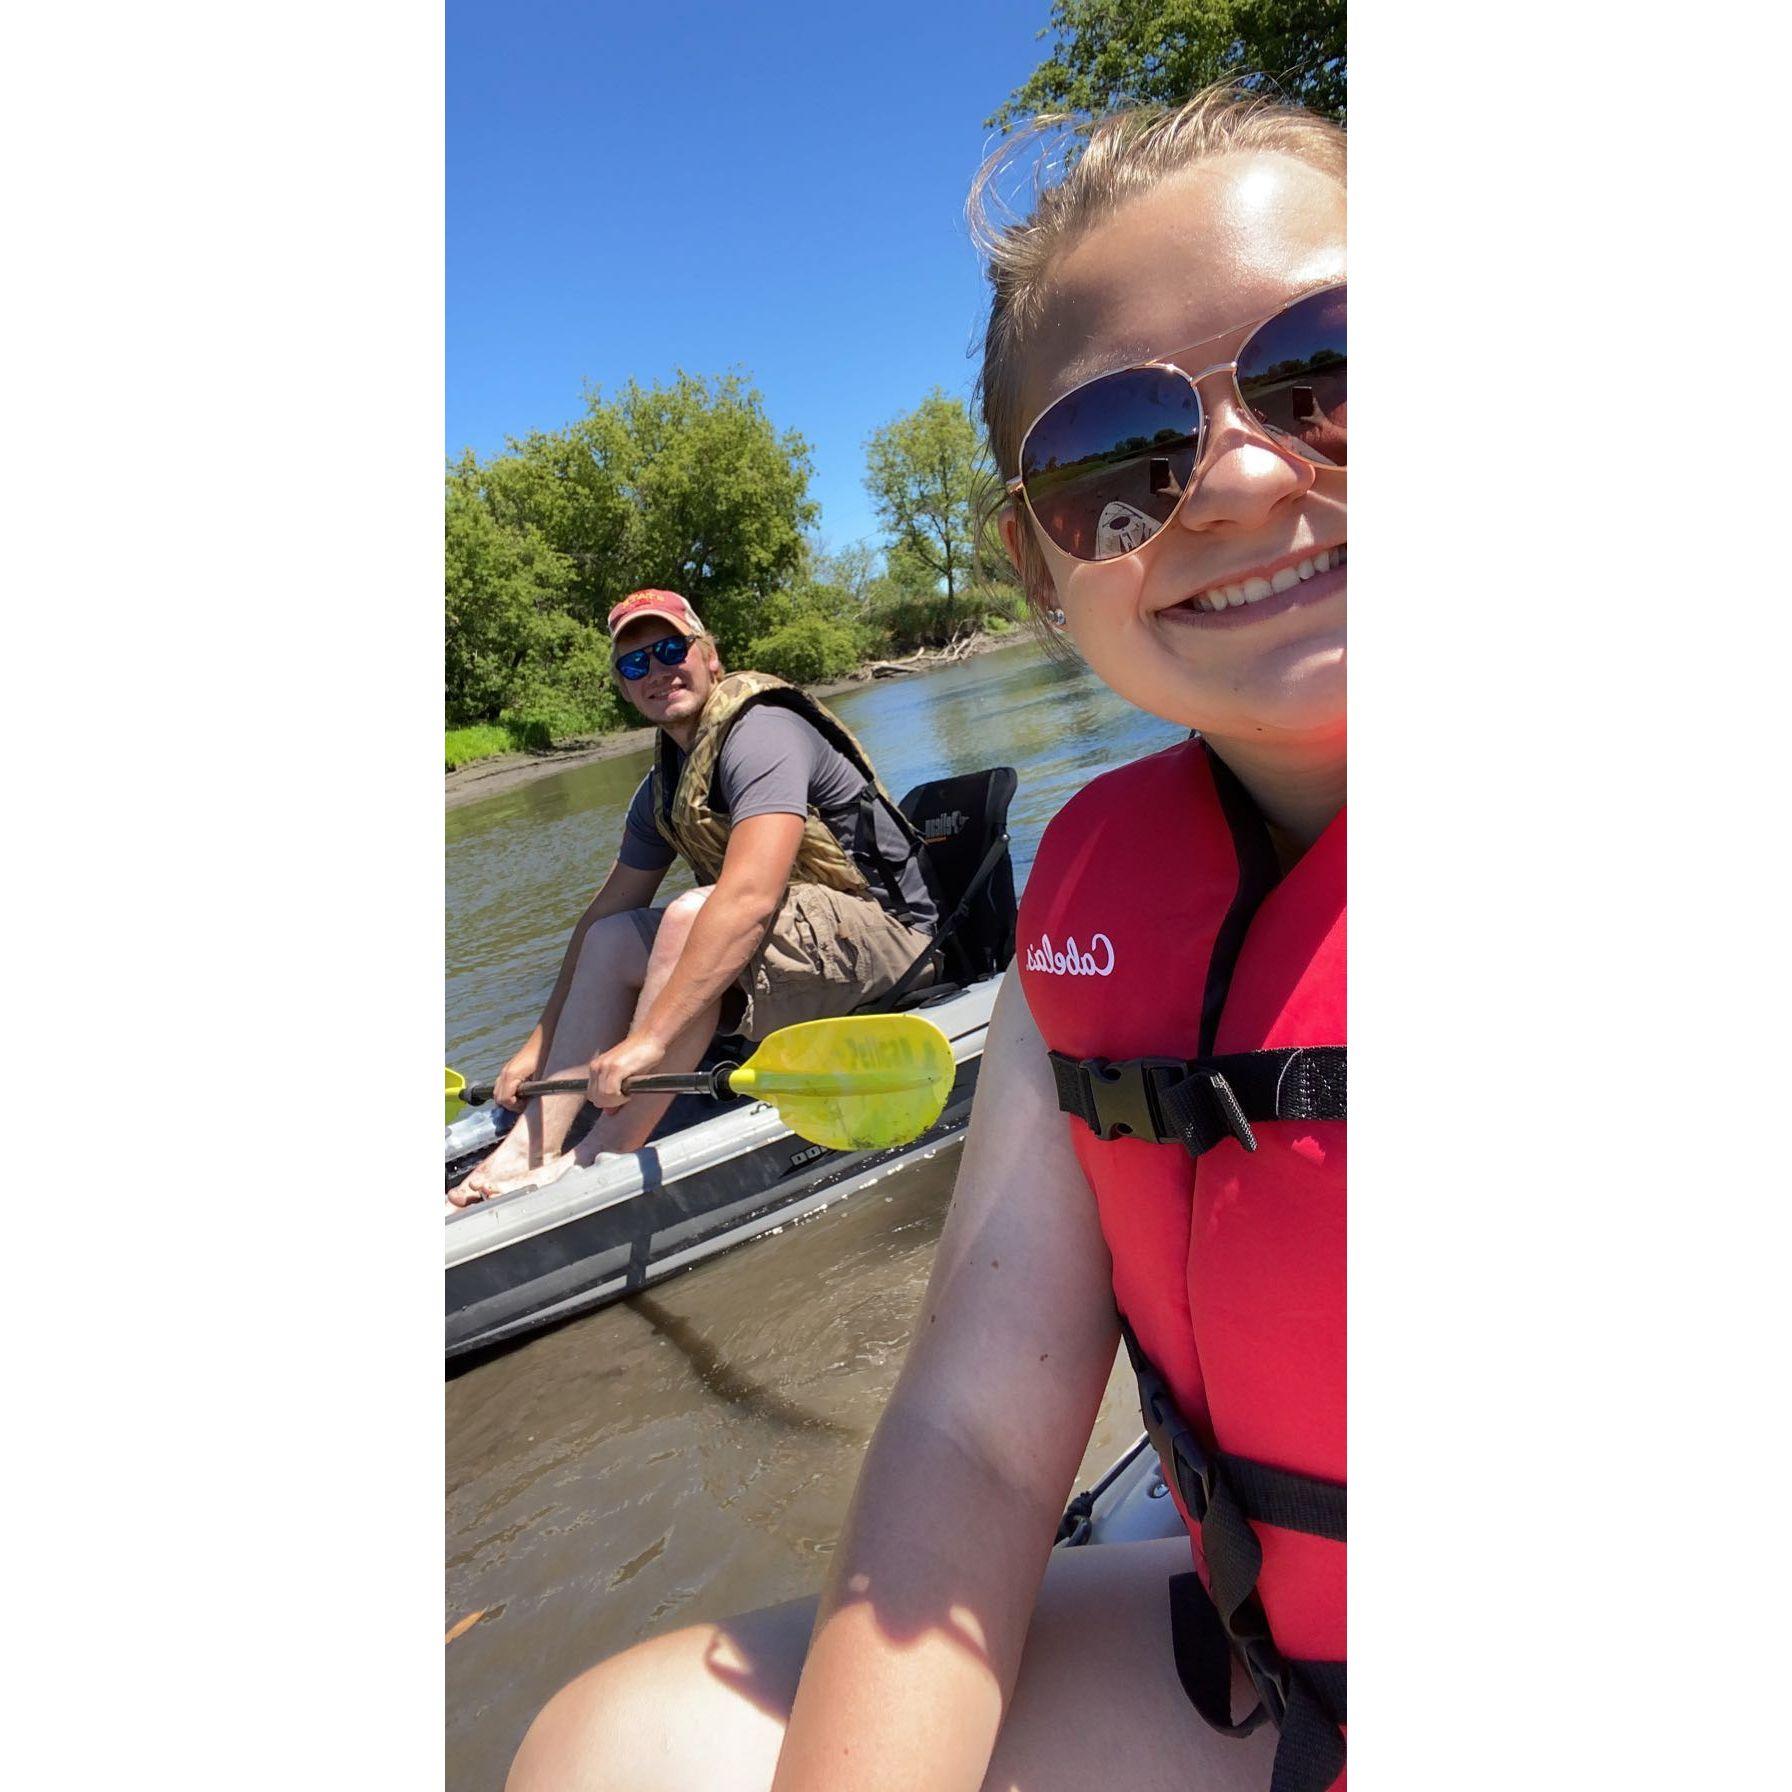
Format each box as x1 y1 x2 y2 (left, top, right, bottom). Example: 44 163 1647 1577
650 671 931 921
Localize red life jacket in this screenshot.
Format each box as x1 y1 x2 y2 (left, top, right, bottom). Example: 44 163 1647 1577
1017 736 1347 1792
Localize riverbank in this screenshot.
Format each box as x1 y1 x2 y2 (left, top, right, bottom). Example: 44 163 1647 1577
445 628 1037 810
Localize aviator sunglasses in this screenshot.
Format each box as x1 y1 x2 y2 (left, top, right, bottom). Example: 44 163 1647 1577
614 634 694 680
1009 281 1346 563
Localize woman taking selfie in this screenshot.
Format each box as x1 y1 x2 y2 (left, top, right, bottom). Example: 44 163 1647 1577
510 82 1347 1792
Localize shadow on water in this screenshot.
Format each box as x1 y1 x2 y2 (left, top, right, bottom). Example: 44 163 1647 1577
622 1292 863 1441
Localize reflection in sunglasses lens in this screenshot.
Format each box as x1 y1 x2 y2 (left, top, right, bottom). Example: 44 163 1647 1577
1017 285 1345 563
1020 366 1199 560
1236 286 1347 469
616 636 691 680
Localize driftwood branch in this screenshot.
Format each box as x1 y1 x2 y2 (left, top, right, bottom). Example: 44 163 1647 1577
863 627 985 678
865 648 931 678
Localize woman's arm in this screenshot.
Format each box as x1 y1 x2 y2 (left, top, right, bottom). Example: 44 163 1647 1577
771 970 1120 1792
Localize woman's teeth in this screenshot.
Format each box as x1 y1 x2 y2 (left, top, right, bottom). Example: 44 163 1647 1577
1186 545 1346 613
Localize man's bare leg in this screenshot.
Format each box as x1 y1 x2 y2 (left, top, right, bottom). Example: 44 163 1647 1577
570 888 724 1161
450 910 657 1202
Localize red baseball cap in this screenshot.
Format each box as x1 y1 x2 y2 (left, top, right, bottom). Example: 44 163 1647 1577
606 589 706 642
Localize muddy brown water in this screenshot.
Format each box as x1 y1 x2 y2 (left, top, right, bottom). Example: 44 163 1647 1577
446 643 1182 1787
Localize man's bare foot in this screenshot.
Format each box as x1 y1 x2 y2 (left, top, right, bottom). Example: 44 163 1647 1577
447 1148 580 1207
445 1121 633 1209
447 1129 583 1206
568 1132 625 1172
449 1117 564 1204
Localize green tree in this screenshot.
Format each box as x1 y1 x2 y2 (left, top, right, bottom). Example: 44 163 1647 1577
863 392 991 606
744 616 866 685
989 0 1346 131
443 474 581 723
731 537 878 653
807 539 880 607
498 633 628 748
467 370 817 663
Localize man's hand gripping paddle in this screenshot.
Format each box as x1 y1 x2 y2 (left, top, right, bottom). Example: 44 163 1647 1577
445 1012 956 1152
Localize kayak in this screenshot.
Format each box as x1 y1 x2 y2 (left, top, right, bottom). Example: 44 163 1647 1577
1056 1432 1181 1548
445 975 999 1361
446 762 1021 1363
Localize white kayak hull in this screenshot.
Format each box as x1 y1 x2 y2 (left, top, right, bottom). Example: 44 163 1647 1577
445 977 999 1362
1062 1433 1184 1548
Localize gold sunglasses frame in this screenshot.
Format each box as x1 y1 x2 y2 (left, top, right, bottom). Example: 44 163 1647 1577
1005 279 1347 565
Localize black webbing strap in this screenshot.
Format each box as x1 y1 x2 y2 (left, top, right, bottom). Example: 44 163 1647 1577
1216 1448 1348 1544
1168 1571 1266 1736
1270 1667 1348 1792
1048 1045 1346 1158
868 829 1011 1012
855 784 925 923
1128 1324 1347 1791
1124 1327 1347 1545
1167 1582 1347 1792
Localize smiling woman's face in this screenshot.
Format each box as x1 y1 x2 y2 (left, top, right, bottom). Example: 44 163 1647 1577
1007 151 1347 749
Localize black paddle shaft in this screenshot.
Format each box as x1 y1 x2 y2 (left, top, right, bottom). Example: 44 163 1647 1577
461 1063 738 1107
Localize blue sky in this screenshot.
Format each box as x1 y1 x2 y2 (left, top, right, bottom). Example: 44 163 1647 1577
448 0 1053 555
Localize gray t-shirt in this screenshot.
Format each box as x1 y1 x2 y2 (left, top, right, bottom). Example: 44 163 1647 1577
619 706 936 931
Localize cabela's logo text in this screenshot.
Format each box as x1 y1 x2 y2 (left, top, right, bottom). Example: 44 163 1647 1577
1023 932 1115 976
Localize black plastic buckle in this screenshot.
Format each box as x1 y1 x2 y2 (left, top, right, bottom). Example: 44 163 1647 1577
1168 1428 1214 1526
1237 1637 1292 1731
1080 1056 1186 1142
1134 1355 1214 1524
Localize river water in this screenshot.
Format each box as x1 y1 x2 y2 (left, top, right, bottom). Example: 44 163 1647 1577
445 641 1182 1789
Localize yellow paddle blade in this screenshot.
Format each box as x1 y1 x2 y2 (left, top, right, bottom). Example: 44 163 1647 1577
445 1067 467 1126
729 1013 957 1151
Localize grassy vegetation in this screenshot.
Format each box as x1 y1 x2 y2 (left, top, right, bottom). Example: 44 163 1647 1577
445 723 521 771
445 693 631 770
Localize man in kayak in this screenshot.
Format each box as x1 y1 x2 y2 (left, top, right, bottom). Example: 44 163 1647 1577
450 589 939 1203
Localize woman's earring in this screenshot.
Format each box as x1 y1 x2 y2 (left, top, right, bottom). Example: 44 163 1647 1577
1045 607 1067 628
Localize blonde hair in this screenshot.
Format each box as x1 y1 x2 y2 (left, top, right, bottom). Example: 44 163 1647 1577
968 81 1346 633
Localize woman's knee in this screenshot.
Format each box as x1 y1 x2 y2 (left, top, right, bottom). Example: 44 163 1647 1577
507 1630 697 1792
508 1602 809 1792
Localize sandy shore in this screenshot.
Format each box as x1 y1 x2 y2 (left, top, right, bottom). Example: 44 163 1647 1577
445 630 1036 811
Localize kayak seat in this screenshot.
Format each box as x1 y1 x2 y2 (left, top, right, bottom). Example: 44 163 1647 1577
863 767 1018 1012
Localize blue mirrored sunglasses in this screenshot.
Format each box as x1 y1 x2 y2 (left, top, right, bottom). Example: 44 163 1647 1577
614 634 693 681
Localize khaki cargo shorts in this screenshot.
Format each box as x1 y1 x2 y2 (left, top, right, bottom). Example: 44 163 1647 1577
733 883 935 1040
